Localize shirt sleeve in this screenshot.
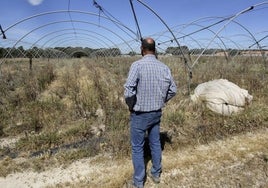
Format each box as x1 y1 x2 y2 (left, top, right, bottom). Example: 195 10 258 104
124 63 139 111
165 69 177 102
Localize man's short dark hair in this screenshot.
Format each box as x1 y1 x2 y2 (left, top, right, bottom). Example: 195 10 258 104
142 38 155 52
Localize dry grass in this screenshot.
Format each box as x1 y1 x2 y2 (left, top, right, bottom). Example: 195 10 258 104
55 128 268 187
1 127 266 187
161 128 268 187
0 56 267 187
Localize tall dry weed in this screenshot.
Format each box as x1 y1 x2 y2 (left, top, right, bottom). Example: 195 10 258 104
0 56 267 176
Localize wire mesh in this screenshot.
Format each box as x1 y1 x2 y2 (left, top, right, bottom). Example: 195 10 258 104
0 0 267 65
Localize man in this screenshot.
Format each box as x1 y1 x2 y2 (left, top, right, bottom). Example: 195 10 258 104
124 37 177 188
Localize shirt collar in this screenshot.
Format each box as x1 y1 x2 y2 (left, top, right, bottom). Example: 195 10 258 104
142 54 156 59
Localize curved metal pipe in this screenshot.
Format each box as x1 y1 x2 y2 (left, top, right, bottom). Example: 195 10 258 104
1 10 137 39
31 37 105 58
31 28 118 49
135 0 193 95
47 37 105 49
12 20 134 52
40 32 111 49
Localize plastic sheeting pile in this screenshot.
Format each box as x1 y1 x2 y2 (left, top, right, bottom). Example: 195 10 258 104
191 79 253 116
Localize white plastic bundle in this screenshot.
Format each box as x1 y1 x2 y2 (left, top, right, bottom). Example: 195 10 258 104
191 79 253 116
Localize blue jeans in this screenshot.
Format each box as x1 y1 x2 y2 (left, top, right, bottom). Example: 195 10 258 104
130 110 162 187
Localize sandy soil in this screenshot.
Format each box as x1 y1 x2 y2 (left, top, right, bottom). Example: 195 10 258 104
0 128 268 188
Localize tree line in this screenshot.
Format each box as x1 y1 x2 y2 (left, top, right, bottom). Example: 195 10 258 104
165 46 241 56
0 46 122 58
0 45 246 59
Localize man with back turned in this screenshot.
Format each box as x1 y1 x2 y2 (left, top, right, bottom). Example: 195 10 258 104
124 37 177 188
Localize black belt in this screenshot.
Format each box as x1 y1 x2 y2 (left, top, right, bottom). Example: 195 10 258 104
133 109 161 115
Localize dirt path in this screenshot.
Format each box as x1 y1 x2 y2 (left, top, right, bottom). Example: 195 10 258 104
0 128 268 188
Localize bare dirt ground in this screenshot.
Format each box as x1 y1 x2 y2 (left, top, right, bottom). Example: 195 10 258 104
0 128 268 188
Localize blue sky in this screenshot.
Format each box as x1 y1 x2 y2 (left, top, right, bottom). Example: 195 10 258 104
0 0 267 52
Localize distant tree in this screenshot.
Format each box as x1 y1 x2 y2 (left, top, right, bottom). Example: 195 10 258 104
228 49 240 56
0 47 7 58
128 51 136 56
109 48 121 56
165 46 189 55
17 46 25 57
72 51 88 58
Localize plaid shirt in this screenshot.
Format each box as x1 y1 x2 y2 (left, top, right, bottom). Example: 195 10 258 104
124 54 177 112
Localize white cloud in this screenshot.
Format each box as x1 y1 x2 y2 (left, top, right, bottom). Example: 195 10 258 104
27 0 44 6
